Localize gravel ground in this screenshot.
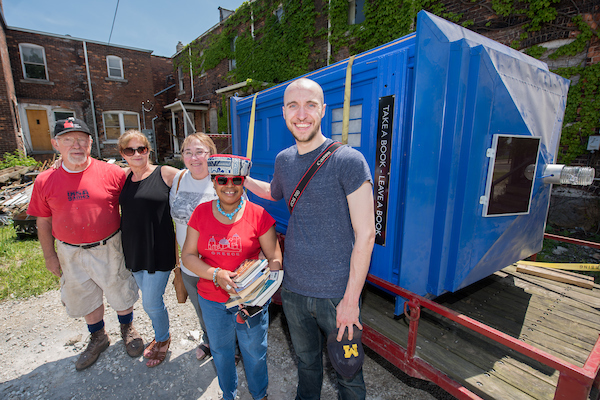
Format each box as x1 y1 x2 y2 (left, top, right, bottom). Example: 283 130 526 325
0 282 455 400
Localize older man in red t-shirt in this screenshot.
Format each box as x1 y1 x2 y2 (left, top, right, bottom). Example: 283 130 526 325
28 118 142 371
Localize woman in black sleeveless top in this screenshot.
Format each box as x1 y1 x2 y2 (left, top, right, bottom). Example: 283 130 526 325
118 130 179 368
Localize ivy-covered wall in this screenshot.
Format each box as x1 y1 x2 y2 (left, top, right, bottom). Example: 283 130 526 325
173 0 598 163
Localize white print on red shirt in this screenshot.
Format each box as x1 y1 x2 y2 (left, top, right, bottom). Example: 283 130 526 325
207 234 242 257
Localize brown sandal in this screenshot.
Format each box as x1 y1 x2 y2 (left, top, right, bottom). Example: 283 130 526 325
143 339 157 359
146 337 170 368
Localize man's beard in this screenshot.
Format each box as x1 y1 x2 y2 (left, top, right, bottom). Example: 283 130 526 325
288 120 321 143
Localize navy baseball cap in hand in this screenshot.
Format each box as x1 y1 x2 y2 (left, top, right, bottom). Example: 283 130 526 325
327 328 364 379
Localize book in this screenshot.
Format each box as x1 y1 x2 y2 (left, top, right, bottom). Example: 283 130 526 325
225 281 265 308
249 270 284 307
224 259 283 309
234 259 264 283
234 259 269 288
235 268 269 298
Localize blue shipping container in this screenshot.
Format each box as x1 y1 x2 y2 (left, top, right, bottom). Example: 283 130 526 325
230 11 570 314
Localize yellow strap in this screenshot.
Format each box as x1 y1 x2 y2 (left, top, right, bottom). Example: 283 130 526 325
246 93 258 159
342 55 355 145
517 260 600 271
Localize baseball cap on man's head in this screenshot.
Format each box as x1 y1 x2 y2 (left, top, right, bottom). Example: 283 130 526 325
54 117 91 137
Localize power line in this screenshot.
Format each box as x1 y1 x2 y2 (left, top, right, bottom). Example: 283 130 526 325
108 0 120 45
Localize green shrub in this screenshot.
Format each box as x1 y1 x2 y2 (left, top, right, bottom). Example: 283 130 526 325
0 150 39 169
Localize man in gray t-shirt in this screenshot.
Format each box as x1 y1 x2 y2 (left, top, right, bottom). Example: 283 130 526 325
246 78 375 400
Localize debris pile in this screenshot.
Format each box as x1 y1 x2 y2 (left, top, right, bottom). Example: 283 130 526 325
0 161 52 236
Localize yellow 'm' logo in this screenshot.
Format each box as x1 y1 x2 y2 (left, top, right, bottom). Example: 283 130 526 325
343 344 358 358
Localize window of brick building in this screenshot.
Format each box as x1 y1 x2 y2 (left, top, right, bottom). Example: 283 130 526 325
229 36 238 71
106 56 124 79
178 66 185 93
199 50 206 77
19 43 48 80
348 0 365 25
54 111 75 121
102 111 140 141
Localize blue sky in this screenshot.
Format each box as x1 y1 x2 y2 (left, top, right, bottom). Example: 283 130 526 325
3 0 247 57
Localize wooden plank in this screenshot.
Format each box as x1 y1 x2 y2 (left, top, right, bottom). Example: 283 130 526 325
362 292 543 400
416 311 558 399
363 267 600 400
516 264 594 289
536 267 594 282
445 291 591 366
487 275 600 320
466 280 600 337
414 324 543 400
503 268 600 309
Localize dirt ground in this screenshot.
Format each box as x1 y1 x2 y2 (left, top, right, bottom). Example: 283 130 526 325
0 283 456 400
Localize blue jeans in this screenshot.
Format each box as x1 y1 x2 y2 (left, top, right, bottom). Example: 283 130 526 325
132 270 170 342
198 294 269 400
281 288 366 400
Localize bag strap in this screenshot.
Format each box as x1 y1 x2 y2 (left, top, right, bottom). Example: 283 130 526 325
288 142 343 213
175 169 188 194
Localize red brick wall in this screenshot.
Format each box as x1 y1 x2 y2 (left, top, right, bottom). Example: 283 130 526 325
151 55 175 159
6 29 158 158
7 31 87 102
0 18 22 157
84 41 154 152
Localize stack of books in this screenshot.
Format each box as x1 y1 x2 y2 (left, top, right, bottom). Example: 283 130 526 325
225 259 284 309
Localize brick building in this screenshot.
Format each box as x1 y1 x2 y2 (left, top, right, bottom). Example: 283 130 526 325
172 0 598 147
0 1 596 162
0 1 175 161
0 7 22 157
5 26 174 160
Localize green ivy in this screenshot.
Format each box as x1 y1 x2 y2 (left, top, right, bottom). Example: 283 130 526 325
524 44 547 59
553 64 600 164
218 94 228 133
549 16 594 59
172 0 598 162
176 1 319 85
491 0 560 32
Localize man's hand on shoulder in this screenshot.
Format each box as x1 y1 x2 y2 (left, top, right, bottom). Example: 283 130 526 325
244 176 275 201
336 297 362 341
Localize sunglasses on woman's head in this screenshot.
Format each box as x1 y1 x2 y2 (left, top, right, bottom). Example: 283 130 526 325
215 176 245 186
122 146 149 156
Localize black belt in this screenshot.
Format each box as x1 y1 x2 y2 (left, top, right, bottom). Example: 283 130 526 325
62 229 120 249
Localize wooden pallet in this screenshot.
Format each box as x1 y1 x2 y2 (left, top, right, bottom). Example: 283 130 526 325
362 265 600 400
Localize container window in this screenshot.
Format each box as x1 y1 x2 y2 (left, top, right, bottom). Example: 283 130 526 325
331 104 362 147
483 135 541 217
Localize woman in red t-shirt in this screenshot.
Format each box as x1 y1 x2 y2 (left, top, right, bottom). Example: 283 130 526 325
181 155 282 400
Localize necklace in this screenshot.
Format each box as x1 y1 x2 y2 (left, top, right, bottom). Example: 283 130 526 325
217 197 244 220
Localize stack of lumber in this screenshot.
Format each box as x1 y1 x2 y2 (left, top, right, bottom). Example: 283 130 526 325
0 160 53 220
516 263 595 289
0 182 34 216
0 165 37 185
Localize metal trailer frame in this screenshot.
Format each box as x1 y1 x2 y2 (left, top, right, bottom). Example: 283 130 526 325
363 259 600 400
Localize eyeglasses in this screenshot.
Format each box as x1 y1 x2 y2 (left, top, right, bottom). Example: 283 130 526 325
57 137 89 146
215 175 245 186
183 150 210 158
122 146 149 156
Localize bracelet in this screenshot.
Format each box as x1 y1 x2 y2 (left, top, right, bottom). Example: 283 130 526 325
212 268 221 288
